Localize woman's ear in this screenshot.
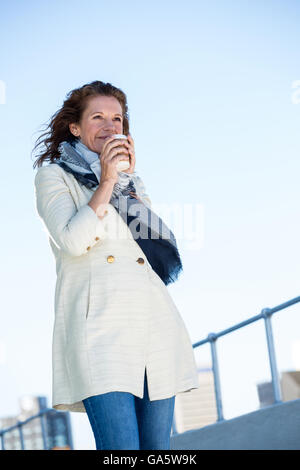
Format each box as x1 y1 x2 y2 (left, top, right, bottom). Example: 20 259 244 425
69 123 80 137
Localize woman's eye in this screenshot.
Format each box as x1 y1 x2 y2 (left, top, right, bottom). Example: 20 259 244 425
93 116 122 121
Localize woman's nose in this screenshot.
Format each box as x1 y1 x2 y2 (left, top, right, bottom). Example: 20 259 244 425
103 123 117 132
103 118 117 127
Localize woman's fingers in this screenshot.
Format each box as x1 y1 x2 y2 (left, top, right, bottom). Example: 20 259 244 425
122 133 136 173
101 133 136 173
102 142 130 163
102 137 128 158
129 191 141 201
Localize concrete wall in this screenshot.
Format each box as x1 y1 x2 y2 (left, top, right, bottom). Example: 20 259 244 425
170 398 300 450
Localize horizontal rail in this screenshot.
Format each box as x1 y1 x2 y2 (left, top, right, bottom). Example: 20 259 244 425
0 408 53 437
192 295 300 348
0 408 54 450
190 294 300 424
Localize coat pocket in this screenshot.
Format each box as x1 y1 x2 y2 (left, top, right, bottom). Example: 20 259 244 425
61 259 92 345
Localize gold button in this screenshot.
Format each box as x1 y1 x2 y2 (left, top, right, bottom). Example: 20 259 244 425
137 257 144 264
95 237 100 241
86 246 91 251
107 255 115 263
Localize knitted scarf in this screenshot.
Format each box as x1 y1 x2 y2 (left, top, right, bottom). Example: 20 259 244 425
52 139 183 285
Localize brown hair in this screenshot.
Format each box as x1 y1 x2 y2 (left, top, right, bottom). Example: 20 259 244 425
32 81 130 169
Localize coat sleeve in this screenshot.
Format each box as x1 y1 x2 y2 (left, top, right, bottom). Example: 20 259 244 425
34 164 108 257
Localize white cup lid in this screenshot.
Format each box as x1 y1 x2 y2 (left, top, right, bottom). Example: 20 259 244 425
112 134 127 139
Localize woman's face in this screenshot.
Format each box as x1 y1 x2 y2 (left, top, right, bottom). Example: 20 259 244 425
69 95 124 154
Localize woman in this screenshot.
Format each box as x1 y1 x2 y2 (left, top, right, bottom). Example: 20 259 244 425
33 80 199 450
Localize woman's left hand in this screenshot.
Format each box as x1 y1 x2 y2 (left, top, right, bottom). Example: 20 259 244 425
129 191 142 201
122 133 136 174
122 133 140 200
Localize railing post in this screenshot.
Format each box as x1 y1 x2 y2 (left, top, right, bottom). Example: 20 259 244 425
40 413 48 450
18 422 25 450
208 333 224 421
0 433 5 450
261 308 282 404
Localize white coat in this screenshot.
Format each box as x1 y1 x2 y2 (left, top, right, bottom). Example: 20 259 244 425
34 163 200 412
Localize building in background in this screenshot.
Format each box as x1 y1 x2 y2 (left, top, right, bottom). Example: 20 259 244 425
172 365 217 434
257 370 300 407
0 396 73 450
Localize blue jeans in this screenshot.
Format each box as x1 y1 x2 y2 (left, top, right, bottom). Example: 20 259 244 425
83 369 175 450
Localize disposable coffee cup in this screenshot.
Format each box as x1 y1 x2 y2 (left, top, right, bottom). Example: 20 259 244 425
112 134 130 172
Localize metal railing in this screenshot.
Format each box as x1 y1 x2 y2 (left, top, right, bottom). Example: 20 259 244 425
191 295 300 422
2 296 299 444
0 408 60 450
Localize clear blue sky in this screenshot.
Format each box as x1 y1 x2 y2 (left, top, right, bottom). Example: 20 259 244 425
1 0 300 449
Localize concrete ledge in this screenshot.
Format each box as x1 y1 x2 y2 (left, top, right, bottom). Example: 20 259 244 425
170 398 300 450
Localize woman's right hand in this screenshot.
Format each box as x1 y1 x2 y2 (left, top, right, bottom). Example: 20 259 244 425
99 136 130 185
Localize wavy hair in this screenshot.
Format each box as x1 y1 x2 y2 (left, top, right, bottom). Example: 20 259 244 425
32 80 130 169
